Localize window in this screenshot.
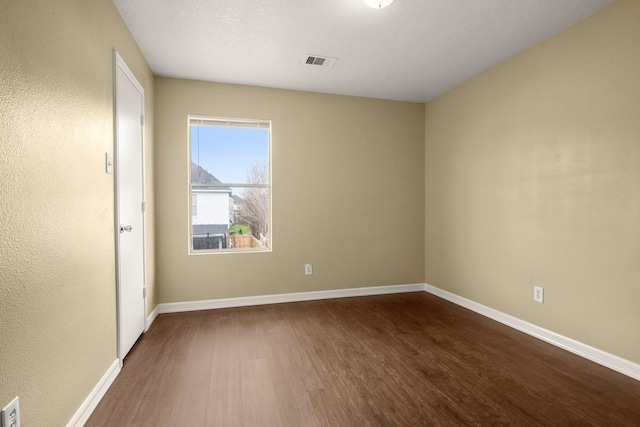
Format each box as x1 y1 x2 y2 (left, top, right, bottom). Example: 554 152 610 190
189 116 271 252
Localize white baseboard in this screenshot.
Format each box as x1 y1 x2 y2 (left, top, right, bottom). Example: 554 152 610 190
424 284 640 382
146 305 159 331
66 359 120 427
157 283 425 314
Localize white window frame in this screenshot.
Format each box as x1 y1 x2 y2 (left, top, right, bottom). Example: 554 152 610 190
189 115 272 254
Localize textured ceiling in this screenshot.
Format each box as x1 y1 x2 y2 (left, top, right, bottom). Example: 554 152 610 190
112 0 613 103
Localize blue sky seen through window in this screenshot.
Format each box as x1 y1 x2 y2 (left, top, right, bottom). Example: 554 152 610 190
190 125 269 184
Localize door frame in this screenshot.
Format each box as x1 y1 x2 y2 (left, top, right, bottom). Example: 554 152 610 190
113 50 147 363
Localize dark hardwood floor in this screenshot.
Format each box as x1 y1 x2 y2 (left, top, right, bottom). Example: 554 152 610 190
86 292 640 426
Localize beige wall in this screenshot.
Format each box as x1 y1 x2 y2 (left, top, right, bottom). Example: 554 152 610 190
425 0 640 364
0 1 155 425
155 78 425 303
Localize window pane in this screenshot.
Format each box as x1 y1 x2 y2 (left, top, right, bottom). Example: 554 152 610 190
190 125 269 185
191 187 269 250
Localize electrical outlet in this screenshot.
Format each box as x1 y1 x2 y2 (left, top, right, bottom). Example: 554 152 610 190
305 264 313 275
1 396 20 427
533 286 544 303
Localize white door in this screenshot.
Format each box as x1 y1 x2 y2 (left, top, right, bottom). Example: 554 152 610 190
114 52 146 361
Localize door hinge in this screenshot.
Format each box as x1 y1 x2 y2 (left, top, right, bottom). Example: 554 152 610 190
141 200 146 212
140 115 145 126
143 287 147 298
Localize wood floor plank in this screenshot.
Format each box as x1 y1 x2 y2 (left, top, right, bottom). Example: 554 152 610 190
86 293 640 426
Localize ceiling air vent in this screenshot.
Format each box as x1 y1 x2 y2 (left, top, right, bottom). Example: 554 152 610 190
302 54 337 68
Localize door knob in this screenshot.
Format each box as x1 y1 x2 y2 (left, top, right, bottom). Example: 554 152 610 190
120 225 133 233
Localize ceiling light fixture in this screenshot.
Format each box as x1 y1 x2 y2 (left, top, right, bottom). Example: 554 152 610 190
364 0 394 8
